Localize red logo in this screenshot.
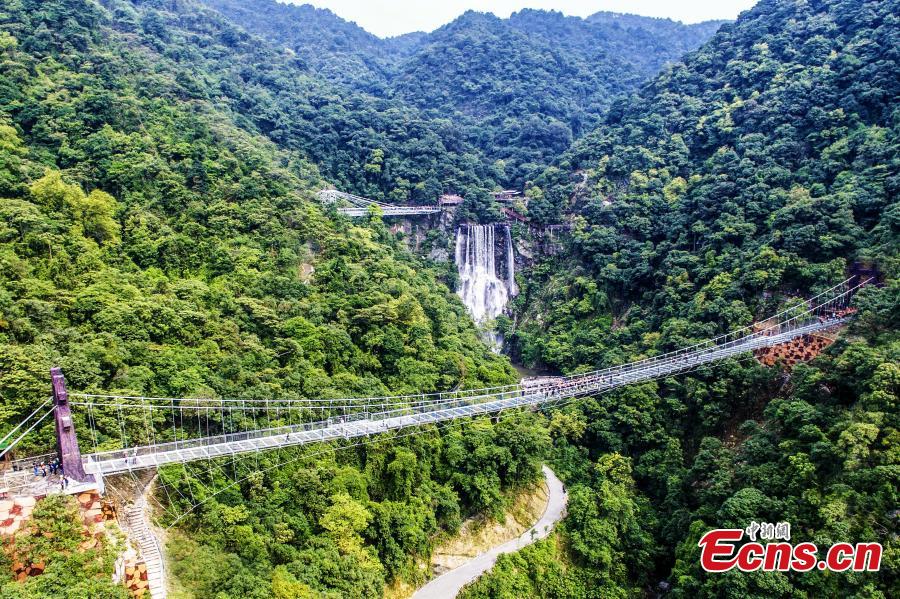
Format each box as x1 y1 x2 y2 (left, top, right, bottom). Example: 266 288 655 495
698 528 881 572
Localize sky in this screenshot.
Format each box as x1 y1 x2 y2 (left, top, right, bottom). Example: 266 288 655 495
293 0 759 38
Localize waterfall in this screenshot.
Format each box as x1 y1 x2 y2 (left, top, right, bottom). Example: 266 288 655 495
505 225 518 297
455 224 517 348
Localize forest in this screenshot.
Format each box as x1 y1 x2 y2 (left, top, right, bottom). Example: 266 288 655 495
0 0 897 598
476 0 899 596
198 0 724 189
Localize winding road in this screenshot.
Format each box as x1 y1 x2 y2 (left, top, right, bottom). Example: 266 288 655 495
412 465 568 599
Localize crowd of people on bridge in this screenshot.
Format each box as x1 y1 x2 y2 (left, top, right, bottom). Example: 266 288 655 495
23 456 70 491
818 306 857 323
31 457 62 478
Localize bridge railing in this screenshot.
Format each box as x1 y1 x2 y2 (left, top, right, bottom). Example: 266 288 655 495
317 189 442 217
88 316 852 467
73 277 869 471
80 318 847 473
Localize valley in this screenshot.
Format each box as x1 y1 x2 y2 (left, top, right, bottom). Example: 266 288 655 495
0 1 896 598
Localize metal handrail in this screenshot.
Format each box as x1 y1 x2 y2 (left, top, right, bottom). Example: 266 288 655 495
81 316 849 475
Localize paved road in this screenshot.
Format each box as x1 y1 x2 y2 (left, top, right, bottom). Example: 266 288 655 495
412 465 568 599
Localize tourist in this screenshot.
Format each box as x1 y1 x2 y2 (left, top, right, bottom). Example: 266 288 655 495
32 463 39 477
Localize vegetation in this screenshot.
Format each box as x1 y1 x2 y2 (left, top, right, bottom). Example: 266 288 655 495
0 0 514 451
0 0 529 594
161 414 550 596
476 0 899 596
198 0 723 189
0 495 125 598
0 0 897 597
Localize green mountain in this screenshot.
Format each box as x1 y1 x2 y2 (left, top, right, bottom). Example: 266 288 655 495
469 0 898 596
107 0 506 205
178 0 409 92
0 0 896 598
0 1 532 595
585 10 725 50
198 0 725 187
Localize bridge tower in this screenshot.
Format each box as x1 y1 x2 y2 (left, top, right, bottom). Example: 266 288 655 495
51 367 92 483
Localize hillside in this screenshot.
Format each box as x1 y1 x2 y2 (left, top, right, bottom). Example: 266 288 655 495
198 0 725 187
474 0 898 596
585 10 725 51
0 1 544 596
0 0 896 598
180 0 408 92
99 0 503 204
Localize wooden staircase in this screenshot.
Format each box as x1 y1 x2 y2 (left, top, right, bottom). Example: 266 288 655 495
124 497 166 598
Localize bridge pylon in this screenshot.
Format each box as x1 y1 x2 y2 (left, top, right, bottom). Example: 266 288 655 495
51 367 92 483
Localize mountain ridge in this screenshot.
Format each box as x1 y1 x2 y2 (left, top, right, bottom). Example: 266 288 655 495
197 0 728 186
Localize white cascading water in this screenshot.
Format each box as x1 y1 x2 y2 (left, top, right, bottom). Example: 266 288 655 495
455 224 517 349
505 225 518 297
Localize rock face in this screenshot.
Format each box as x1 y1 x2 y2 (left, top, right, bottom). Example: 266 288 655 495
0 496 37 537
428 247 449 263
389 215 438 253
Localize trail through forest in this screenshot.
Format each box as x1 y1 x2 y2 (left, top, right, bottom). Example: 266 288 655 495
412 465 568 599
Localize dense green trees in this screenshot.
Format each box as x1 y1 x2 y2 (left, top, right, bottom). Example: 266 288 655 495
198 0 723 190
159 413 550 597
0 1 541 596
0 0 517 452
0 495 125 599
473 0 899 596
0 0 897 597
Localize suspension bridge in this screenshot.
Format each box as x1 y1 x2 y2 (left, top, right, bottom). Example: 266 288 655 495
0 277 870 495
318 189 442 217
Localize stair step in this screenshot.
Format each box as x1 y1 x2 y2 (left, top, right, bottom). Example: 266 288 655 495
125 506 166 598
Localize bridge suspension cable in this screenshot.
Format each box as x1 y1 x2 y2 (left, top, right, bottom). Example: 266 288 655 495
157 346 771 529
0 276 871 498
50 276 866 478
66 276 866 412
0 399 55 461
